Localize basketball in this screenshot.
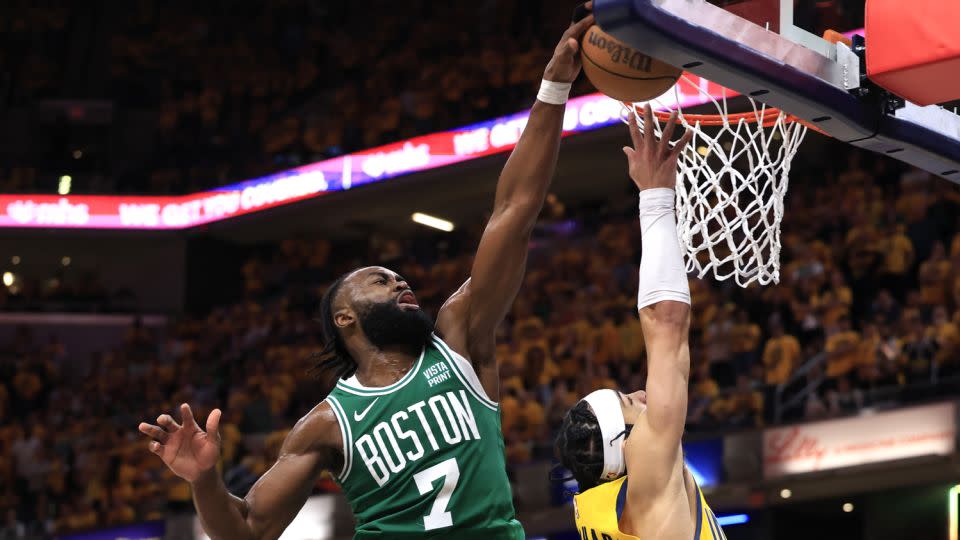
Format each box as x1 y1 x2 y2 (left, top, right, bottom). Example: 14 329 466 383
580 25 681 102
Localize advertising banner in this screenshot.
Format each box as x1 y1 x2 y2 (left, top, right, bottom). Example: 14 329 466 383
1 77 730 230
763 402 956 478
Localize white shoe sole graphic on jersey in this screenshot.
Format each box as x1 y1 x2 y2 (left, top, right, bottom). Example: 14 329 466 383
353 398 380 422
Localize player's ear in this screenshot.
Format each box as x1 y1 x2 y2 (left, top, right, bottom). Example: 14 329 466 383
334 308 355 329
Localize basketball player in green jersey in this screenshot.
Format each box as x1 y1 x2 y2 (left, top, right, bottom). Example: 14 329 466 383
138 7 596 540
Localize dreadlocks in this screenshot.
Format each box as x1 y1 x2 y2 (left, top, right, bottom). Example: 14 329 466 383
307 272 358 387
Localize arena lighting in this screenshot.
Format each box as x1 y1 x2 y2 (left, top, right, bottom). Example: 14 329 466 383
58 175 72 195
780 488 792 499
2 272 13 287
949 484 960 540
0 28 872 231
61 256 71 266
0 87 725 230
842 503 854 513
11 256 20 265
412 212 454 232
716 514 750 526
686 463 708 487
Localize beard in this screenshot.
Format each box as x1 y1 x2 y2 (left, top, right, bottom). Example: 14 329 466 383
357 299 434 352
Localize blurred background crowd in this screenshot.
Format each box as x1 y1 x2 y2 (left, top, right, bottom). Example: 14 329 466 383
3 148 960 535
0 0 862 195
1 0 954 537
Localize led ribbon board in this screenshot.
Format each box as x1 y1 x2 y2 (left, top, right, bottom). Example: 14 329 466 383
1 76 730 230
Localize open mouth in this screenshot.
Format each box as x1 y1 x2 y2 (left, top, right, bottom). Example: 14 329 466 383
397 291 419 307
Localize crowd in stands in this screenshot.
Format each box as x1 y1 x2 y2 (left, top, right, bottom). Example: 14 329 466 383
0 0 584 195
2 147 960 535
0 0 951 535
0 269 120 314
1 0 862 195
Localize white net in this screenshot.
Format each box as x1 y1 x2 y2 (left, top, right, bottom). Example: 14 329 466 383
626 77 809 287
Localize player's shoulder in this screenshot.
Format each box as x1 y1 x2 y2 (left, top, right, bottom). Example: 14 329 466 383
578 476 628 504
624 435 686 502
435 278 473 354
282 401 342 456
573 477 629 533
437 278 472 323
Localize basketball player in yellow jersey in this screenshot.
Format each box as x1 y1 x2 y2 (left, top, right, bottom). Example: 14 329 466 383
555 104 727 540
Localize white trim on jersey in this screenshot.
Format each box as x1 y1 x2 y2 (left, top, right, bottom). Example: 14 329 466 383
431 335 498 411
336 347 426 396
325 396 353 482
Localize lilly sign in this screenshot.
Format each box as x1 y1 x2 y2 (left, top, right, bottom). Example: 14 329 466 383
1 76 728 230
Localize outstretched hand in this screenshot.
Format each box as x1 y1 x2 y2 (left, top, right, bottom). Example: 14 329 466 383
139 403 222 482
623 104 693 191
543 2 595 83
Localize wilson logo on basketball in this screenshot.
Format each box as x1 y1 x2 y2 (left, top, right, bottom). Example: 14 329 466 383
587 29 653 72
579 25 681 102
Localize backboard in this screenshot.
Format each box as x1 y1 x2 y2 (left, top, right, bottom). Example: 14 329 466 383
706 0 846 58
594 0 960 182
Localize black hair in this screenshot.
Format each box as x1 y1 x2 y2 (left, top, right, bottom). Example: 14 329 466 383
554 400 635 492
307 272 358 385
554 401 605 491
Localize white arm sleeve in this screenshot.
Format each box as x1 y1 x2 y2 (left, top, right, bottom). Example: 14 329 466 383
637 187 691 311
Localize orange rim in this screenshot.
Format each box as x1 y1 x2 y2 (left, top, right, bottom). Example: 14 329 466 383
628 103 829 136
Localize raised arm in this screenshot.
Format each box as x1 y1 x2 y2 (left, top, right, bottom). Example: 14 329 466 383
620 105 694 491
140 403 341 540
436 9 595 391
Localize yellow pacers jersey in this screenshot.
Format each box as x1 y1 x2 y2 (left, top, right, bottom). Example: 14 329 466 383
572 476 726 540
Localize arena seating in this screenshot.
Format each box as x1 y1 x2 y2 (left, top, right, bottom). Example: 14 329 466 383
0 0 859 196
3 147 960 534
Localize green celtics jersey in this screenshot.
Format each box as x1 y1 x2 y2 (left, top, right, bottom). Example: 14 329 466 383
325 334 524 539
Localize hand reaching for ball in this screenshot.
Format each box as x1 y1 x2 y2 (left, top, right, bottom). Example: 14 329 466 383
543 2 595 83
623 104 693 191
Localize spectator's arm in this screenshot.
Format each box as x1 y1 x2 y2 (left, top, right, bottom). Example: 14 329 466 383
834 338 857 355
762 341 776 367
827 335 857 358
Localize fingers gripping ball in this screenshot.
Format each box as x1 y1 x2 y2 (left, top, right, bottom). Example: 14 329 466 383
580 25 681 102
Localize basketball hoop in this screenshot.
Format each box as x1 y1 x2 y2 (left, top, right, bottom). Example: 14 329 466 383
624 74 816 287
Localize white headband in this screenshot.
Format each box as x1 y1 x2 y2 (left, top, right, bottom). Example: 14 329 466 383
581 389 627 482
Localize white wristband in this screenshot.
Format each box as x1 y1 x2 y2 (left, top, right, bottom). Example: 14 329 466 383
637 188 691 311
537 79 572 105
